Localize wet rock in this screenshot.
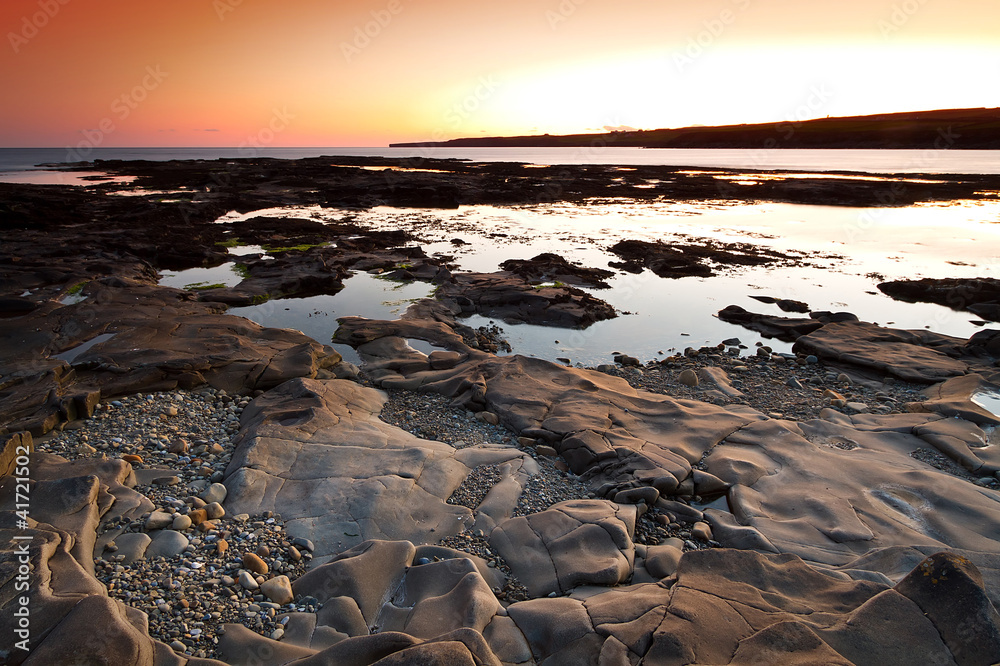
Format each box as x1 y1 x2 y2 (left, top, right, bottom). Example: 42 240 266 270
499 252 615 289
436 272 617 328
608 238 798 279
718 305 824 341
879 278 1000 322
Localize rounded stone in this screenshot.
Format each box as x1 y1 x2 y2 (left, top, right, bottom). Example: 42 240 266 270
238 570 259 590
145 511 173 531
677 369 699 387
243 552 269 575
200 483 228 505
171 514 192 531
204 502 225 520
260 575 294 605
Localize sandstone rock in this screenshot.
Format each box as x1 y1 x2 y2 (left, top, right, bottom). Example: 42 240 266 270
145 511 172 531
793 320 972 383
894 552 1000 663
170 514 192 531
223 379 528 561
144 530 189 559
238 570 259 590
20 595 155 666
489 500 637 597
678 369 699 387
260 575 294 605
200 482 228 504
242 552 269 575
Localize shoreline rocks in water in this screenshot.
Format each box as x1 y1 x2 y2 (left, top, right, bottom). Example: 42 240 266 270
2 156 1000 664
879 277 1000 322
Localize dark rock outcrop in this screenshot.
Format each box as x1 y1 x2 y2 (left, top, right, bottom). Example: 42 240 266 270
499 253 615 289
436 272 617 328
879 277 1000 322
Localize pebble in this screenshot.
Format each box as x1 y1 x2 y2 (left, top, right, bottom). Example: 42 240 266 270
677 369 699 387
204 502 225 520
201 483 228 504
260 575 294 605
243 552 269 575
171 514 192 531
146 511 173 531
692 522 713 542
37 389 310 660
238 570 259 590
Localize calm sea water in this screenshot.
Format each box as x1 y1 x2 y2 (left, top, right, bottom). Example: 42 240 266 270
159 198 1000 367
3 146 998 365
1 146 999 176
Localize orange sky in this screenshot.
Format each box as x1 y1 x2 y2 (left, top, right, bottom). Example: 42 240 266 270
1 0 998 147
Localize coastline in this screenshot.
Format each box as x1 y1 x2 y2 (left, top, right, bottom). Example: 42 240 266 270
2 155 1000 664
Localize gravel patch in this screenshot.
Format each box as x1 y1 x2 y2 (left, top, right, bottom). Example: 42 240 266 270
596 342 927 421
36 389 315 660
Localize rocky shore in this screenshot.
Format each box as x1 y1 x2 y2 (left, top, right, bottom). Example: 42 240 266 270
2 157 1000 665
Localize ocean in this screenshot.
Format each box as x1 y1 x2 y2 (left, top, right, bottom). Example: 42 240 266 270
1 146 999 176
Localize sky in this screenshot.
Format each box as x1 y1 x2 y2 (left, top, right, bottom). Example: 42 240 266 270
1 0 998 147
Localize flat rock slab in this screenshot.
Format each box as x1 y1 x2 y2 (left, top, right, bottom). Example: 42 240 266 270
222 378 532 562
707 414 1000 565
219 540 999 666
334 334 764 498
489 500 638 597
792 320 974 383
0 278 342 436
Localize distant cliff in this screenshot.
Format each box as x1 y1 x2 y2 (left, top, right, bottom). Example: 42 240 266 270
391 107 1000 150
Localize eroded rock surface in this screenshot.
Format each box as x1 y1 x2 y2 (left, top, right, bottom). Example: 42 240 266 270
223 378 536 563
0 278 342 437
216 539 998 666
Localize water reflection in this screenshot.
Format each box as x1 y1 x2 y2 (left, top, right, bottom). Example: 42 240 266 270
155 198 1000 367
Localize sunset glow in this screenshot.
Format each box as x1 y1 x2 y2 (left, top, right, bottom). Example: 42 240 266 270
2 0 998 147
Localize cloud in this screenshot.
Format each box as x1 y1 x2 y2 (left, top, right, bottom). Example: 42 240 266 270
603 125 638 132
